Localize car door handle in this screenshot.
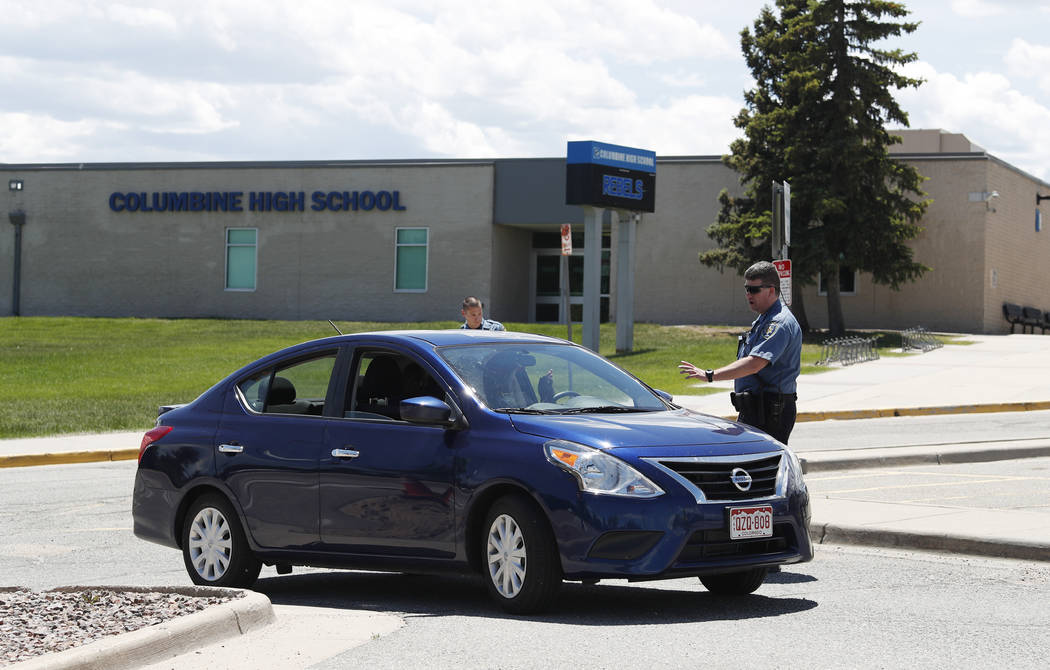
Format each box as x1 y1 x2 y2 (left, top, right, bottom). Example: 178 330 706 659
332 448 360 459
217 444 244 454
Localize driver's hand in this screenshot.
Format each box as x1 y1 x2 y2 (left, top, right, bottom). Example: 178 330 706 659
538 369 554 402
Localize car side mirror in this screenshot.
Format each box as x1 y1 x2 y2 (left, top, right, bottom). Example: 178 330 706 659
400 396 456 427
653 389 673 403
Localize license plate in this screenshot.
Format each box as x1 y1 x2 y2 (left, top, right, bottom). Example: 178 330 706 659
729 505 773 540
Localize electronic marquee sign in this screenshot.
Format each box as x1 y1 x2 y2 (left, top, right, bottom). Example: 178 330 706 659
565 140 655 213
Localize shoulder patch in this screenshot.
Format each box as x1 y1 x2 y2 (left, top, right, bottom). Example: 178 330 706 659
764 323 778 339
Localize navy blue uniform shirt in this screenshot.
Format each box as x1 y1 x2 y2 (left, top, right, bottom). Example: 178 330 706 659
734 299 801 394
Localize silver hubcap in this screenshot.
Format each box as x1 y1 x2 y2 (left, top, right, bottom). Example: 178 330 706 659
188 507 232 581
487 513 527 598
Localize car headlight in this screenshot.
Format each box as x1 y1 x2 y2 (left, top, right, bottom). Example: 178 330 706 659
780 446 807 493
544 439 664 498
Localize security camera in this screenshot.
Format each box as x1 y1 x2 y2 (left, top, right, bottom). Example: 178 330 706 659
984 190 1000 202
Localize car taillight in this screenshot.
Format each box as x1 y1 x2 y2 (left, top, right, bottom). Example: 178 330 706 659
139 426 173 462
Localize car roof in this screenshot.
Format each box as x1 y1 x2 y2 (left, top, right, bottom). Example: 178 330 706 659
333 329 571 347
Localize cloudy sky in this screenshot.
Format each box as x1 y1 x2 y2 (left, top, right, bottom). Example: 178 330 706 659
1 0 1048 181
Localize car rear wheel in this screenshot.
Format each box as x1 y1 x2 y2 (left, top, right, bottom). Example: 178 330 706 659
700 567 768 595
182 494 261 588
483 494 561 614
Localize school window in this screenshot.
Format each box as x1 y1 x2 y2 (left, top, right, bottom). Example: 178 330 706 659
817 266 857 296
225 228 257 291
395 227 428 292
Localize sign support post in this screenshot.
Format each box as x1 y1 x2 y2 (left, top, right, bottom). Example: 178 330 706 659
615 211 637 353
582 207 602 353
560 223 573 342
772 180 791 305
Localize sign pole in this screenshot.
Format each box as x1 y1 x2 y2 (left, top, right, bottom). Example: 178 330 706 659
560 223 573 342
615 211 637 353
582 207 602 353
772 181 791 305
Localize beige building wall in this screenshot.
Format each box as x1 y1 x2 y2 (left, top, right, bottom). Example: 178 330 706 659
981 159 1050 332
0 163 495 322
489 224 533 323
4 131 1048 334
798 156 991 332
631 158 754 327
795 147 1049 334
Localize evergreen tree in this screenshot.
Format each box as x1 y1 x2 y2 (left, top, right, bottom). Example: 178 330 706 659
701 0 930 335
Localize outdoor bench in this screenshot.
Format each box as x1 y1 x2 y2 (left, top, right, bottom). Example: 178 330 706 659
1022 306 1045 334
1003 302 1025 332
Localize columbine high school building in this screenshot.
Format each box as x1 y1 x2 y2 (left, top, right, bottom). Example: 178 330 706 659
3 129 1048 333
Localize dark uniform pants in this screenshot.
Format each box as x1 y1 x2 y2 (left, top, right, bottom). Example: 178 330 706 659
734 392 797 445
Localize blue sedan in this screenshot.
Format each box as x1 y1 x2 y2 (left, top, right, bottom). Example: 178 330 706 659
133 329 812 613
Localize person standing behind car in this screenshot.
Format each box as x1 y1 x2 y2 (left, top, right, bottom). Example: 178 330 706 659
459 296 506 331
677 261 801 444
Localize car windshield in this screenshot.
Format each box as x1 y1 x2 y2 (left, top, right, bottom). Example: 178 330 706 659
438 342 668 413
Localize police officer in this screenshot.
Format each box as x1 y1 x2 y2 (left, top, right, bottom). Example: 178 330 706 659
678 261 801 444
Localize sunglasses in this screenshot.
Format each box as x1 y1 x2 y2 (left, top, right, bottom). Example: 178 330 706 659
744 284 774 294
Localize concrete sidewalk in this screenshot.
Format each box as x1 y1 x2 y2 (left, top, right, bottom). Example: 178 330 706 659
673 332 1050 420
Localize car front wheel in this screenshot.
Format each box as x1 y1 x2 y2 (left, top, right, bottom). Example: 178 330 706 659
700 567 768 595
483 494 561 614
181 493 261 588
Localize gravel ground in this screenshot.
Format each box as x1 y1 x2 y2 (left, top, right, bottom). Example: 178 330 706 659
0 587 239 666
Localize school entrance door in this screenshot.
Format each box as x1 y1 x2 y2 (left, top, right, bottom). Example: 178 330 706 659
529 231 609 323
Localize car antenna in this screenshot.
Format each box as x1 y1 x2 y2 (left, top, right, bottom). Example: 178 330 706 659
327 319 344 335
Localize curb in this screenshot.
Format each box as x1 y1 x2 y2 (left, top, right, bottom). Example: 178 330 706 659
795 400 1050 423
0 449 138 469
810 521 1050 563
698 400 1050 425
10 586 275 670
799 442 1050 473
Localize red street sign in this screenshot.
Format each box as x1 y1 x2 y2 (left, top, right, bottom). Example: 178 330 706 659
561 224 572 256
773 259 792 306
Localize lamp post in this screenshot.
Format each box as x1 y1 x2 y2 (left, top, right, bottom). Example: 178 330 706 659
9 178 26 316
9 210 25 316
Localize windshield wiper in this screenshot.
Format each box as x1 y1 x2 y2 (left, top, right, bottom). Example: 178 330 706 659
499 408 561 414
558 406 656 414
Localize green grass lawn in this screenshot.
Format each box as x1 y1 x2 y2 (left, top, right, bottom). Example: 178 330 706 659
0 317 952 439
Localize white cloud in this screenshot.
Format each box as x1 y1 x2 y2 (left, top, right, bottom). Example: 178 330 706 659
24 0 1047 170
105 4 177 32
0 112 117 162
1005 38 1050 94
898 61 1050 181
950 0 1006 18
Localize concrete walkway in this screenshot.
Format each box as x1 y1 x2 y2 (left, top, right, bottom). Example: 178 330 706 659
4 332 1050 668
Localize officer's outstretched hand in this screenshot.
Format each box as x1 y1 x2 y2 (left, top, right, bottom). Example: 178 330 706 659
678 361 704 380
